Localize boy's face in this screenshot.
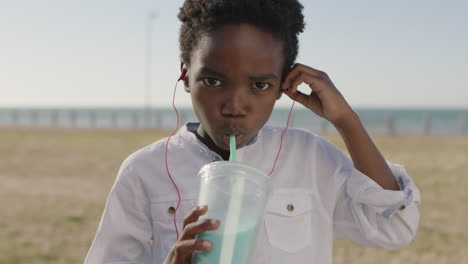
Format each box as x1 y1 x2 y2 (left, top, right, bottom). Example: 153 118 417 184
183 24 285 150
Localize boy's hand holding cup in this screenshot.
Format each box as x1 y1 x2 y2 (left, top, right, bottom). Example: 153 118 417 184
163 205 220 264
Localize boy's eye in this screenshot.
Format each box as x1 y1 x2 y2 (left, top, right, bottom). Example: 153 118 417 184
252 82 271 90
202 78 222 87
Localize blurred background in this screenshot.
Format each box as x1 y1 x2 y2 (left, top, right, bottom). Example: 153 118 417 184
1 0 467 263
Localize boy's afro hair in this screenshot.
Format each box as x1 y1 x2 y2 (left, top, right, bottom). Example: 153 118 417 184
178 0 305 74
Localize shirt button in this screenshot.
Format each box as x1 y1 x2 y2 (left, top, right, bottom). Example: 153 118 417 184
213 156 220 162
287 204 294 212
399 205 406 211
168 206 176 215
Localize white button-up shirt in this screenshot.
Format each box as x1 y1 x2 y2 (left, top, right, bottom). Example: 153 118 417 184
85 122 420 264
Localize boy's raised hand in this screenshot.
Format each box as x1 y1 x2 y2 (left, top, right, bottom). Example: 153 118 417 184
281 63 356 127
163 205 220 264
282 64 400 191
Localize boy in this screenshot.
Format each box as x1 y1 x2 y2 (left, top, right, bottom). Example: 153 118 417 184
85 0 420 263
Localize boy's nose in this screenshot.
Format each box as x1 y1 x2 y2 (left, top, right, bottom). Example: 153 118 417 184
221 88 248 117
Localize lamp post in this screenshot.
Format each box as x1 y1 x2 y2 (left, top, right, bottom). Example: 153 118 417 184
144 11 157 128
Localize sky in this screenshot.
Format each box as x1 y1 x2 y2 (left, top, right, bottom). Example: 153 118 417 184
1 0 467 109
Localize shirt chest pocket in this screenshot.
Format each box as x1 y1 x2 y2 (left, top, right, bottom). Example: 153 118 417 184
264 191 314 253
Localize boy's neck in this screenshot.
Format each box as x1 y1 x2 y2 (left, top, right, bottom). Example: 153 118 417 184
194 127 230 161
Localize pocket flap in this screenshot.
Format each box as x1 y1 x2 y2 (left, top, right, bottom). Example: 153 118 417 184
265 190 312 217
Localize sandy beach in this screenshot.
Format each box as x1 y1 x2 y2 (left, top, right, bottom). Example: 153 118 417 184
1 128 467 264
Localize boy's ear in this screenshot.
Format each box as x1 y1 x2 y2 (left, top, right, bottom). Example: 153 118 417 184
277 88 283 100
277 77 285 100
180 62 190 93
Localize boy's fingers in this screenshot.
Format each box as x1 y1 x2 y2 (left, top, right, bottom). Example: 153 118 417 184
172 239 213 261
282 63 324 89
183 205 208 229
284 89 308 107
282 70 300 90
180 219 221 241
288 72 324 96
284 88 323 116
291 63 326 77
178 239 213 253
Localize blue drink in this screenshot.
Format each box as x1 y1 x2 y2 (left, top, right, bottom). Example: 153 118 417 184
195 224 257 263
194 161 270 264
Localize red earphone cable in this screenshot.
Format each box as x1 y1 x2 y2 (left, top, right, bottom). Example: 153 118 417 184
164 75 184 240
268 92 297 176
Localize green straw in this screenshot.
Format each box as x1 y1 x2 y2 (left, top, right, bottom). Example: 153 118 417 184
229 135 237 162
222 135 243 262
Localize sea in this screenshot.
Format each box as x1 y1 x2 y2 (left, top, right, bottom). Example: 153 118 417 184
1 107 467 136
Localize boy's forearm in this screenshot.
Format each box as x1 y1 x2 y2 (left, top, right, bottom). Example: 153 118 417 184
333 111 399 191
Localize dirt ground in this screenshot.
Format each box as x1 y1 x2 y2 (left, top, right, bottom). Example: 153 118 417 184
1 128 467 263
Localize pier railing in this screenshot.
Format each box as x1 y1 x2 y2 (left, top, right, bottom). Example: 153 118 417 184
1 108 467 136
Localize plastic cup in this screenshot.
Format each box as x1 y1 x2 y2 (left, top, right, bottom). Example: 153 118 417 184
193 161 270 264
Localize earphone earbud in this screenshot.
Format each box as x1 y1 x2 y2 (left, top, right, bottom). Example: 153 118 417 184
178 71 187 82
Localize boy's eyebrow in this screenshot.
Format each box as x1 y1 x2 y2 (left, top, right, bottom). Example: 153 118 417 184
199 67 227 78
199 66 278 81
249 73 279 81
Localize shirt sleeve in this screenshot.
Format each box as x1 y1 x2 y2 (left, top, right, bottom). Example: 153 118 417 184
84 162 153 264
333 162 421 250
